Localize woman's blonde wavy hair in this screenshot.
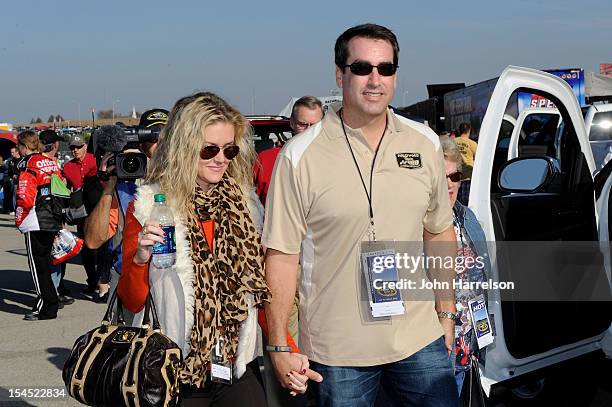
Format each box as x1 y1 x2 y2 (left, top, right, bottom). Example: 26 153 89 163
144 92 255 220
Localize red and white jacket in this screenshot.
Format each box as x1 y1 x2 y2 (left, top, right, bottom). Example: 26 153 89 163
15 153 64 233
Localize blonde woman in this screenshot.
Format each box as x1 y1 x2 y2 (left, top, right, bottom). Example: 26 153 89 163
117 92 275 405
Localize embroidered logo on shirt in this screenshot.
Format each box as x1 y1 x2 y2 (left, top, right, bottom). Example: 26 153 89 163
396 153 422 169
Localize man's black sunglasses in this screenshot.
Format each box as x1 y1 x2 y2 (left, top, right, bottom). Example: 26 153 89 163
200 144 240 160
343 61 398 76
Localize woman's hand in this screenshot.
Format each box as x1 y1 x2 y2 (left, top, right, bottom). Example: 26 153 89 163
134 220 165 264
270 352 322 396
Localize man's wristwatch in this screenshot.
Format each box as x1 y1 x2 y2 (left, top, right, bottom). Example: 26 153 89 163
265 345 292 352
437 311 458 321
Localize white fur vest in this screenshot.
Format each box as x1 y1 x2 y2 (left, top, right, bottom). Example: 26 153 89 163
131 182 264 379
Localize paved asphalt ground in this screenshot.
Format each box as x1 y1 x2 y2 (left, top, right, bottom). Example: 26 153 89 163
0 212 610 406
0 213 108 407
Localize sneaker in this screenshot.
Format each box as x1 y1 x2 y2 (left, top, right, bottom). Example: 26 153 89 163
59 295 75 306
24 312 56 321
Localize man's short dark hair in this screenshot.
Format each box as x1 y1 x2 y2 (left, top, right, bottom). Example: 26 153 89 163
335 23 399 68
458 122 471 135
291 96 324 119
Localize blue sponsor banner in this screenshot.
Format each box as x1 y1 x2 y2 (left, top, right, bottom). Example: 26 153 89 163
518 68 586 112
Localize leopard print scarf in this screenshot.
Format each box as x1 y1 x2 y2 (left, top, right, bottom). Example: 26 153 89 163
180 175 270 387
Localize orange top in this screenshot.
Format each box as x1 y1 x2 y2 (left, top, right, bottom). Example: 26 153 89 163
116 201 298 352
107 195 119 238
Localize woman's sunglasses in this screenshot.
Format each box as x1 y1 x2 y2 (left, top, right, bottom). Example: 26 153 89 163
446 171 462 183
199 144 240 160
343 61 398 76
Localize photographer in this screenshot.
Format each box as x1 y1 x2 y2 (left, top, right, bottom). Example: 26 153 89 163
83 109 168 307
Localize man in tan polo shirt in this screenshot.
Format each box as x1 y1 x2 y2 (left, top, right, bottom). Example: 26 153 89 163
263 23 458 406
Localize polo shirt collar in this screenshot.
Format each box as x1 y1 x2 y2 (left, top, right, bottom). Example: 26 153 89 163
323 104 399 140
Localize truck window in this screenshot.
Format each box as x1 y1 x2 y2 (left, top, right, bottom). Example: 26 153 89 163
517 113 560 158
491 89 587 195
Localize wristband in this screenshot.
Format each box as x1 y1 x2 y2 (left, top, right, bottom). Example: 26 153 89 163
437 311 458 321
265 345 292 353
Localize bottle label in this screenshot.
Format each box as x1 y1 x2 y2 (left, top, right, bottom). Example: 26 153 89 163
152 225 177 254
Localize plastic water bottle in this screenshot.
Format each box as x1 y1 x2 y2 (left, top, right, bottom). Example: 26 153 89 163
151 193 176 268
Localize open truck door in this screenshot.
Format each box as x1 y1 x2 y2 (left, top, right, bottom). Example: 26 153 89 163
469 66 612 401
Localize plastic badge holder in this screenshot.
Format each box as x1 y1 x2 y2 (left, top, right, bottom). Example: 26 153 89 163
52 229 84 265
210 337 232 385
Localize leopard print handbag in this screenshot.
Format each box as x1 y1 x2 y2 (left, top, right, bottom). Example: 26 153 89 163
62 290 183 407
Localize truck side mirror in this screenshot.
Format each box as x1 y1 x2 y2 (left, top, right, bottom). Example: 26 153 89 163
498 156 558 193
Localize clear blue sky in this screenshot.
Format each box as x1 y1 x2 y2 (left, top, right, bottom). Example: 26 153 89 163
2 0 611 123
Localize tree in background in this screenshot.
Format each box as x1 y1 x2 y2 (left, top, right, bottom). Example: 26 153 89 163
30 118 35 124
47 115 55 123
97 110 113 119
35 117 43 123
56 114 65 122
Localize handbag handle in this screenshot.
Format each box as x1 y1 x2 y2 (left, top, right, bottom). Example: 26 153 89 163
102 289 161 331
141 292 162 331
102 289 126 326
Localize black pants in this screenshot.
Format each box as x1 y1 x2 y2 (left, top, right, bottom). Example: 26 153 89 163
3 180 14 213
96 240 112 285
77 220 98 289
24 231 59 318
181 360 266 407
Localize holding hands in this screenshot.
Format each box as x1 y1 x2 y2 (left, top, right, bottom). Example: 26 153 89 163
270 351 323 396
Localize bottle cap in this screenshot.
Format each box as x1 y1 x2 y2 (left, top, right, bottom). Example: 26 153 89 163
154 193 166 203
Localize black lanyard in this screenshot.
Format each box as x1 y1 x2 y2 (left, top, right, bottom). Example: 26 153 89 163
339 110 388 241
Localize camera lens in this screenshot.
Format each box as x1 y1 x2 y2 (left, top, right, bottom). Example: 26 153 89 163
121 155 142 174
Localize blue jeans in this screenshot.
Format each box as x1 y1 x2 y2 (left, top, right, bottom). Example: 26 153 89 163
310 336 457 407
50 264 62 293
455 370 465 396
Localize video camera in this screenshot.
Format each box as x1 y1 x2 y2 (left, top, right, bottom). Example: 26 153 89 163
93 125 162 180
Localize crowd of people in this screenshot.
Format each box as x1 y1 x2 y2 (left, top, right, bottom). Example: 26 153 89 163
6 23 488 407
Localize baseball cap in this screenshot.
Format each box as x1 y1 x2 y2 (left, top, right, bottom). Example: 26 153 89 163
69 134 86 147
39 130 63 145
139 109 169 128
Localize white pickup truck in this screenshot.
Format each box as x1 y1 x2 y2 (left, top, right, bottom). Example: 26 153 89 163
468 66 612 403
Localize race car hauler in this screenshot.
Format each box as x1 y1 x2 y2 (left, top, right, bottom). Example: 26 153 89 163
444 68 587 139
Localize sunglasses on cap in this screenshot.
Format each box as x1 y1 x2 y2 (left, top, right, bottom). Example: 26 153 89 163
343 61 398 76
200 144 240 160
446 171 462 183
